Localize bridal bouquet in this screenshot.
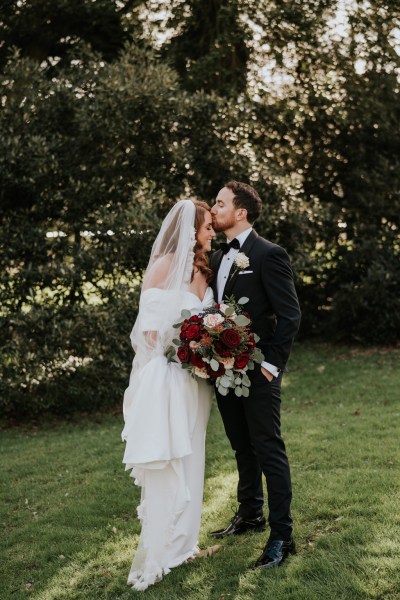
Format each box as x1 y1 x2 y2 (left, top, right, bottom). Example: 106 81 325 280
166 297 264 397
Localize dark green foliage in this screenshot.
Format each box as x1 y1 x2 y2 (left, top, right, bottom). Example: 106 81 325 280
0 43 187 417
0 0 137 67
1 286 140 417
163 0 250 96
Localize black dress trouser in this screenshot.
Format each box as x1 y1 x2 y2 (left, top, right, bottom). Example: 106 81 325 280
216 366 292 540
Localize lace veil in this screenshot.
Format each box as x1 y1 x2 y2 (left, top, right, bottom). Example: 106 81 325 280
123 200 196 418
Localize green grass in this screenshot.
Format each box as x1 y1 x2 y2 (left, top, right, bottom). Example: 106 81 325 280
1 343 400 600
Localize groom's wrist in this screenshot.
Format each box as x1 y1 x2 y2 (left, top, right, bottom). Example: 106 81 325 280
261 360 280 378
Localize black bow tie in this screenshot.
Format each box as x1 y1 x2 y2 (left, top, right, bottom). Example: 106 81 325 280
219 238 240 254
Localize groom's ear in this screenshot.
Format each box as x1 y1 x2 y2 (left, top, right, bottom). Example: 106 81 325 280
237 207 248 221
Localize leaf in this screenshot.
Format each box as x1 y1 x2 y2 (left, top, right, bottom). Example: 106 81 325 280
234 386 243 397
234 377 242 385
252 349 264 363
173 321 183 328
224 306 235 316
220 375 231 387
242 386 250 397
172 339 181 346
210 358 220 371
234 315 250 326
238 297 249 304
247 361 255 370
218 385 229 396
242 374 251 387
181 309 191 319
253 333 260 343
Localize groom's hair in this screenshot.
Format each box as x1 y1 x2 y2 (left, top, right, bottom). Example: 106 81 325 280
224 180 262 224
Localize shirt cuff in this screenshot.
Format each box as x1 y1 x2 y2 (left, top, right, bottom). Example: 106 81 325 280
261 361 280 378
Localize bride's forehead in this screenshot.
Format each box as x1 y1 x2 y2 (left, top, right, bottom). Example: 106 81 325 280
203 212 213 225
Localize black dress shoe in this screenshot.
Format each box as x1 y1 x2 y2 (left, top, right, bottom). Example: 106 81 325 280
209 513 266 538
253 537 296 569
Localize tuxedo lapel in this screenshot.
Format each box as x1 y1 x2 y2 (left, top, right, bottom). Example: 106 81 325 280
221 230 259 299
221 258 239 299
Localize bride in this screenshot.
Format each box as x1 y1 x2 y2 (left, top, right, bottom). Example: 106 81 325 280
122 199 217 590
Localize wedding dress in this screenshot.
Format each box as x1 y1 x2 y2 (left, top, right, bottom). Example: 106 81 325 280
121 200 214 591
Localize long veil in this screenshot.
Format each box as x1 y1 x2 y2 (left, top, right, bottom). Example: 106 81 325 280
122 199 196 423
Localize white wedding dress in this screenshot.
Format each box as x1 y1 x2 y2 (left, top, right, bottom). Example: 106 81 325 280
122 287 214 591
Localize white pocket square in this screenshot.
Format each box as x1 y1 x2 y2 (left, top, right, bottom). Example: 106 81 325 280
238 270 253 275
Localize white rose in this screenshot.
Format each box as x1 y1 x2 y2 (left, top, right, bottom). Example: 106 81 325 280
234 252 250 269
203 313 224 328
220 357 235 369
194 367 210 379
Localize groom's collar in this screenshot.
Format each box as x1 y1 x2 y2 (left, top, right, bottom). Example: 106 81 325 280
226 227 253 247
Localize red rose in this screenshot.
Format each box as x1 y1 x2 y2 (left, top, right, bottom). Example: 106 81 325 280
177 345 191 363
235 353 250 369
186 324 201 340
214 340 231 357
220 328 241 349
246 336 256 348
207 362 225 379
180 320 190 339
191 353 206 368
190 315 202 323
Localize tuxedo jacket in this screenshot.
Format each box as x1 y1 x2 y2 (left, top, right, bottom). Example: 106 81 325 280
210 230 301 372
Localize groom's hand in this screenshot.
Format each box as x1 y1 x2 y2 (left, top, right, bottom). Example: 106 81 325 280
261 367 274 382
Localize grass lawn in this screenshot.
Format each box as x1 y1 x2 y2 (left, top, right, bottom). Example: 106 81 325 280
1 342 400 600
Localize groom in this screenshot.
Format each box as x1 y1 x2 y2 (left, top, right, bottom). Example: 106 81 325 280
209 181 301 569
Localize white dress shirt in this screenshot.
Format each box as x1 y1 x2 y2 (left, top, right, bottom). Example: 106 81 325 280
216 228 280 378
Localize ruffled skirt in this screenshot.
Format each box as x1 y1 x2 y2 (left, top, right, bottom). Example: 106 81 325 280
122 356 211 590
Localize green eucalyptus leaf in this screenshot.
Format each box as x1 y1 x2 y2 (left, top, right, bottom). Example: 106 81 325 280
220 375 231 387
234 315 250 326
210 358 220 371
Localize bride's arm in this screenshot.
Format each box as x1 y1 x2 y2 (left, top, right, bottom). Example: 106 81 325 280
141 255 173 348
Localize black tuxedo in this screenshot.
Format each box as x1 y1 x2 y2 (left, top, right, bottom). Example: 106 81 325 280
211 230 301 540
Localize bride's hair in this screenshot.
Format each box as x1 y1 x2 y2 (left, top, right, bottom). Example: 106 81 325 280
192 200 213 284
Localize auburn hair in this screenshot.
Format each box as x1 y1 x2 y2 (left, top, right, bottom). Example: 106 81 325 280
192 200 214 284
